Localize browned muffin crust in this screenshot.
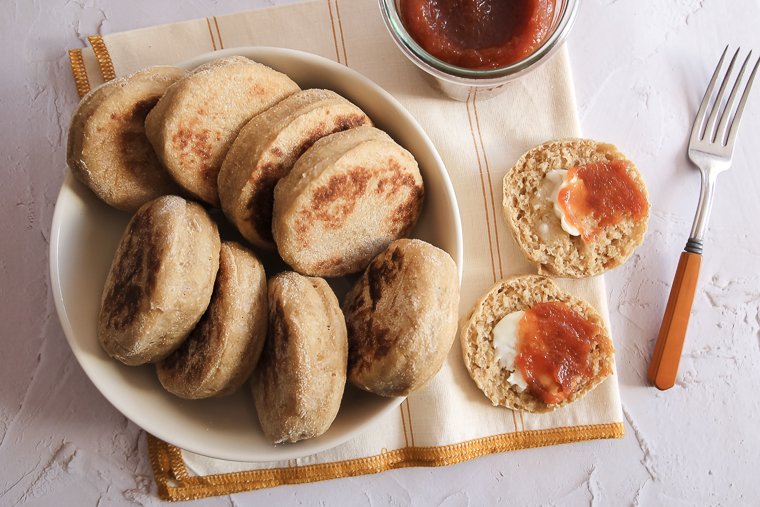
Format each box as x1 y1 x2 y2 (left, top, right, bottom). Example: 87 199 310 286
67 66 186 211
272 126 424 277
156 242 268 399
343 239 459 397
145 56 300 206
252 272 347 444
218 89 372 249
98 195 220 365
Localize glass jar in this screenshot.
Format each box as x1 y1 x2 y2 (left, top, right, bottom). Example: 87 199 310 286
379 0 580 101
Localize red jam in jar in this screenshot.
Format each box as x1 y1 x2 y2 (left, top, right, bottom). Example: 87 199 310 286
399 0 555 69
515 301 607 404
557 160 649 241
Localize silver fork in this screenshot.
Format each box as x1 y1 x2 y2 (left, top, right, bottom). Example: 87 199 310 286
648 46 759 391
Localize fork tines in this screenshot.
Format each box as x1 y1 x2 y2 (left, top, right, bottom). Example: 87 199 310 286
692 46 759 148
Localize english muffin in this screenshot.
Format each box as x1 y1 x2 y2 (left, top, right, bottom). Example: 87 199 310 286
98 195 220 366
145 56 300 206
218 89 372 249
502 139 649 278
156 241 268 399
273 126 424 277
343 239 459 397
67 66 186 211
461 275 614 412
252 272 347 444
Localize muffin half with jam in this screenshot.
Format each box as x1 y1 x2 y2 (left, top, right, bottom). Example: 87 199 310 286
503 139 649 278
461 275 614 412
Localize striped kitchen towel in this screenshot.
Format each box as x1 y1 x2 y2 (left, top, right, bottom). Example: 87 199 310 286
68 0 624 500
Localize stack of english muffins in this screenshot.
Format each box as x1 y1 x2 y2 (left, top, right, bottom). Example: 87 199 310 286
68 56 460 444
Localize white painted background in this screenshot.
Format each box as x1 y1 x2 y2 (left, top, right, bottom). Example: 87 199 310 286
1 0 759 505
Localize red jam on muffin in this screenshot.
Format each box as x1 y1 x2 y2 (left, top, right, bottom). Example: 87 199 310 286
555 160 649 241
514 301 608 404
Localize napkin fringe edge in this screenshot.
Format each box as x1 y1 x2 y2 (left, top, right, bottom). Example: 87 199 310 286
148 422 624 501
67 48 91 98
88 35 117 82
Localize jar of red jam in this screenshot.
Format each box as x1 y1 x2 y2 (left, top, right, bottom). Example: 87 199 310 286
379 0 579 101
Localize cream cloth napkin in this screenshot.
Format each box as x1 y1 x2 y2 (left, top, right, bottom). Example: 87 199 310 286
69 0 624 500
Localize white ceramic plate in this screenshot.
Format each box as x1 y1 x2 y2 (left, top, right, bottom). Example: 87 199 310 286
50 47 463 462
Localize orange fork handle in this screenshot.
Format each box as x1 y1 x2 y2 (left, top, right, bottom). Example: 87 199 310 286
647 251 702 390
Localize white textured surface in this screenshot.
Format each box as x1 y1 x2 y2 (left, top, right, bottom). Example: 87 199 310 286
1 0 759 505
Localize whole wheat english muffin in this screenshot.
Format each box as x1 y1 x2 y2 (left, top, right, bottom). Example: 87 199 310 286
67 66 186 212
342 239 459 397
272 126 424 277
252 272 347 444
218 89 372 249
145 56 300 206
98 195 220 366
156 242 268 399
502 139 649 278
461 275 614 413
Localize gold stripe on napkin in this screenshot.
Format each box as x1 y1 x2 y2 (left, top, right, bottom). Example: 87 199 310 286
68 0 625 501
